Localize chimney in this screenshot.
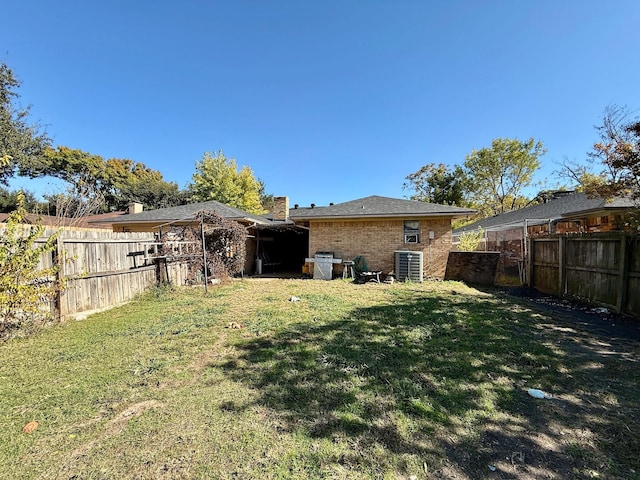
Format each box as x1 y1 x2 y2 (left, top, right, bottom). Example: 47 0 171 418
552 190 574 200
128 202 143 215
272 196 289 221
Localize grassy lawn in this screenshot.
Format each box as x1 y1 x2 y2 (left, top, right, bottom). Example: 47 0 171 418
1 279 638 479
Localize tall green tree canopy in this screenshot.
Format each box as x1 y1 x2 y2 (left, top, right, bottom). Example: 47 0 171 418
0 62 50 185
21 146 183 214
102 158 185 210
0 187 41 213
403 163 468 206
464 137 545 217
189 150 266 214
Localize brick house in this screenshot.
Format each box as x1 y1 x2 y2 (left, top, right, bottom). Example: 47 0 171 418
288 195 475 279
101 195 475 280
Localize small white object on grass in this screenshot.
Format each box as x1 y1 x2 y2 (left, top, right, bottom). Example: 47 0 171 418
527 388 552 399
289 296 301 302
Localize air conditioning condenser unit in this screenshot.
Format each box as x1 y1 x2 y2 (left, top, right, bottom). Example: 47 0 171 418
395 250 423 282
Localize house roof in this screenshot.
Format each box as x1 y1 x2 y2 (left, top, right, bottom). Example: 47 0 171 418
102 199 272 227
289 195 476 220
454 192 635 234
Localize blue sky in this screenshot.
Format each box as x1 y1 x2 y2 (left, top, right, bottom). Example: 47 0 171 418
3 1 639 207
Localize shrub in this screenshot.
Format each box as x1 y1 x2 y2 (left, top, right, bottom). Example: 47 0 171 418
0 193 62 339
457 227 484 251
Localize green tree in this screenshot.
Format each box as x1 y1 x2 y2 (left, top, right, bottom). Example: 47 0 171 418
103 158 184 210
21 146 185 214
0 62 50 184
0 192 61 339
22 146 108 217
464 137 545 217
0 187 41 213
559 105 640 213
403 163 468 206
567 105 640 226
587 106 640 202
189 150 266 214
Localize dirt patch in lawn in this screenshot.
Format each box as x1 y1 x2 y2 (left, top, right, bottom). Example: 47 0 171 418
501 286 640 342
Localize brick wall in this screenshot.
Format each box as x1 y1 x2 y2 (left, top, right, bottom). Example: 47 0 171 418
445 252 500 285
308 217 453 279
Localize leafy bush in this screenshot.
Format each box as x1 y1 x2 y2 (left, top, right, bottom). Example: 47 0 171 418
0 193 62 339
457 227 484 251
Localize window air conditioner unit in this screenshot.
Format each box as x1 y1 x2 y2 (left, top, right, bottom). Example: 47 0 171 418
404 234 420 244
395 250 423 282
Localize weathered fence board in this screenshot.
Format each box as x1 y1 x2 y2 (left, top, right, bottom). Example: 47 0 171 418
529 233 639 318
529 238 560 295
625 236 640 315
2 226 196 319
54 230 157 318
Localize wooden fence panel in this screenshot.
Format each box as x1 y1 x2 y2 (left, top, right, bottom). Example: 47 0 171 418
166 261 191 287
531 238 560 295
625 236 640 316
56 230 157 317
3 225 219 320
565 236 622 308
529 233 639 318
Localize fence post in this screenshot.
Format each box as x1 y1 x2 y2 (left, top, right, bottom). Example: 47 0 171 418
559 235 566 295
527 236 534 287
53 235 65 320
615 233 629 314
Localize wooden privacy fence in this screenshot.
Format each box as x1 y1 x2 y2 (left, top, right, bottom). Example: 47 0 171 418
528 233 640 317
31 229 191 319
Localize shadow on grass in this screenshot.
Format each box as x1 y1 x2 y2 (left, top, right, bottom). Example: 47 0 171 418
220 288 639 478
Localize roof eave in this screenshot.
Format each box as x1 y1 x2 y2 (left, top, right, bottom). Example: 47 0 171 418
561 206 632 219
105 216 271 226
290 211 476 221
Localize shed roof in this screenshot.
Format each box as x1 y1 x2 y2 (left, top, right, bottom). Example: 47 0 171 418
454 192 634 234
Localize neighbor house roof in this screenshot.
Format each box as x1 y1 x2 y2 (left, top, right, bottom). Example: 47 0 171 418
0 212 65 226
102 199 272 227
1 211 123 229
289 195 476 220
454 192 635 234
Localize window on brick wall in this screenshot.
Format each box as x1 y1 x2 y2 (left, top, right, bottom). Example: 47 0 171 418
403 220 420 243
